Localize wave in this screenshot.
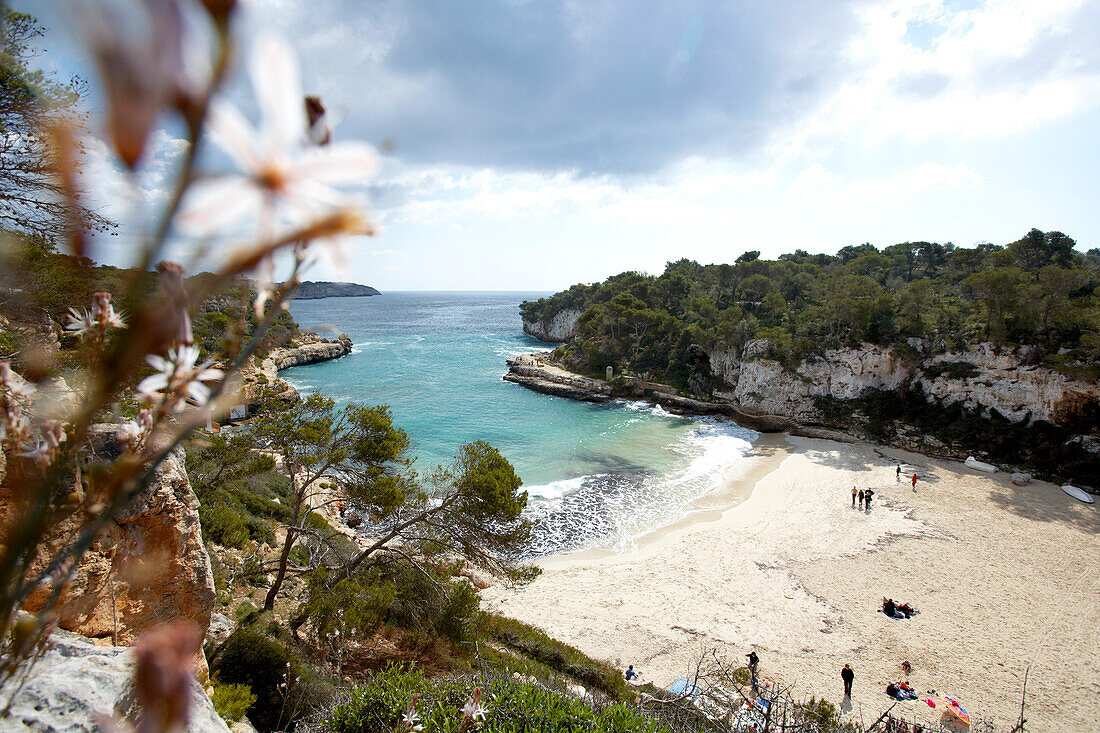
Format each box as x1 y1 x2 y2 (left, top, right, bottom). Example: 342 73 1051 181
522 419 755 558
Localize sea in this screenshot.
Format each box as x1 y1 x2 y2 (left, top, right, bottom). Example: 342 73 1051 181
285 292 757 558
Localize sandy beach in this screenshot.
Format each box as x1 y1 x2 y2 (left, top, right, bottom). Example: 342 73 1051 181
484 434 1100 731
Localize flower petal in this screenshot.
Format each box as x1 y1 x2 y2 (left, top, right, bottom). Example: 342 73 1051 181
178 178 264 236
251 33 306 157
137 373 169 395
207 100 261 172
284 141 378 185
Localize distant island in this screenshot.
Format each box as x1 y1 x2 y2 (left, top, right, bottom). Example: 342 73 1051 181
293 281 380 299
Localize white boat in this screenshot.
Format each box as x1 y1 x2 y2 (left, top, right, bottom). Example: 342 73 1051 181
1061 485 1095 504
964 456 997 473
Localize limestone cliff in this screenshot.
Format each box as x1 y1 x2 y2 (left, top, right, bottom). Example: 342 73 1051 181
20 443 216 658
714 339 1100 431
522 308 582 342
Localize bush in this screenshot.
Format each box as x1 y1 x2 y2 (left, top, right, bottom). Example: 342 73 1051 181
325 664 664 733
209 628 296 732
211 682 256 723
483 614 629 700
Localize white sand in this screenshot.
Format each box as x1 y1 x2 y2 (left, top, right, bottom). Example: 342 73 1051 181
484 434 1100 731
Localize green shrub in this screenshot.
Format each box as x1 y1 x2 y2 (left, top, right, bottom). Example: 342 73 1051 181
209 629 295 732
211 682 256 723
326 664 663 733
484 614 629 700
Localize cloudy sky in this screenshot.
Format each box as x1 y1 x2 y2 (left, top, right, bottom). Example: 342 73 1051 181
19 0 1100 291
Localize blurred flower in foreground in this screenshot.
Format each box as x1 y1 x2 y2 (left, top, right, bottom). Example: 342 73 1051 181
133 622 201 733
65 292 126 337
179 33 377 302
157 261 193 346
137 345 223 412
80 0 210 167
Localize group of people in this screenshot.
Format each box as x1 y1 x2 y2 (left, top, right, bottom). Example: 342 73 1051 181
851 465 921 512
882 597 918 619
851 486 875 510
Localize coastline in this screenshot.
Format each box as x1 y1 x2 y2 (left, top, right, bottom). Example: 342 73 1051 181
483 434 1100 732
504 352 860 441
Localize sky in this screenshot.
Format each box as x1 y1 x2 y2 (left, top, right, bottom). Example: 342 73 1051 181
16 0 1100 291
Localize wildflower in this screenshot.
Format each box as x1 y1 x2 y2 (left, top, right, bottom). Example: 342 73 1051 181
65 292 125 337
401 693 423 732
178 33 377 304
117 409 154 448
0 360 36 399
79 0 203 167
137 346 224 412
157 262 192 346
132 622 201 733
461 687 486 726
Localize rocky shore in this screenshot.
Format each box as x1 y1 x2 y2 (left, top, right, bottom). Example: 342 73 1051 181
262 332 353 375
503 352 853 438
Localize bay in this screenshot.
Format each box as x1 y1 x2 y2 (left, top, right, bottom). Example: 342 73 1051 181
285 292 756 556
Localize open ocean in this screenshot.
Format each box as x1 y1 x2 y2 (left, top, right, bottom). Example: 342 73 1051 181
286 292 757 557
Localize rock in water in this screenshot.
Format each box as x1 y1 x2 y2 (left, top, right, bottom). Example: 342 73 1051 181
4 629 230 732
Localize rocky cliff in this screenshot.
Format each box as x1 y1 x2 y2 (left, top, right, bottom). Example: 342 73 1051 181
20 444 216 666
293 281 379 299
261 333 353 375
714 339 1100 431
522 308 582 342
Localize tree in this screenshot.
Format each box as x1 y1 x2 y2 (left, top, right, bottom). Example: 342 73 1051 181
248 393 532 613
734 250 759 263
963 267 1026 340
1007 228 1076 275
0 10 113 243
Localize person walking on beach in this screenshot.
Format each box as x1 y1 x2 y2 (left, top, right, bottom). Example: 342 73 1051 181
911 473 918 489
857 489 865 510
864 489 874 511
841 664 854 698
896 464 901 481
746 650 759 693
851 486 857 507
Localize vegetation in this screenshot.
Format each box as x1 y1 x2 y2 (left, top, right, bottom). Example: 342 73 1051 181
521 231 1100 391
0 9 114 242
324 664 666 733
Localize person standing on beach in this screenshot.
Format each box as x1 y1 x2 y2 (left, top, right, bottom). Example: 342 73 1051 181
896 465 901 481
864 489 874 511
841 664 854 698
857 489 865 510
851 486 857 507
746 650 759 693
911 473 918 489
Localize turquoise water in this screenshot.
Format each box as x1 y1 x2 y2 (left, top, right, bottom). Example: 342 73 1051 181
285 292 756 556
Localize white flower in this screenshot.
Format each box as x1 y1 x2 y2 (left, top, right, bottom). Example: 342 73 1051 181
0 361 35 399
179 33 377 279
116 409 154 448
137 346 224 410
65 293 125 337
462 688 486 723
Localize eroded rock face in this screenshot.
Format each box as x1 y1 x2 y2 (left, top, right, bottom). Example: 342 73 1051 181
4 628 229 732
523 309 582 342
19 446 215 673
711 340 1100 435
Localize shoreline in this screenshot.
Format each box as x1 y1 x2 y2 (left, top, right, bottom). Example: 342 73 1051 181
484 434 1100 732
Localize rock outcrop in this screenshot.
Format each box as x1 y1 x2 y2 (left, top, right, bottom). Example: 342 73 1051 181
19 444 216 675
503 354 613 402
715 339 1100 431
293 281 380 299
264 333 353 373
522 308 582 342
5 628 230 732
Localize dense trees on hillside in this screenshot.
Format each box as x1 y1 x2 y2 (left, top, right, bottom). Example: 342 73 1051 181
522 230 1100 388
